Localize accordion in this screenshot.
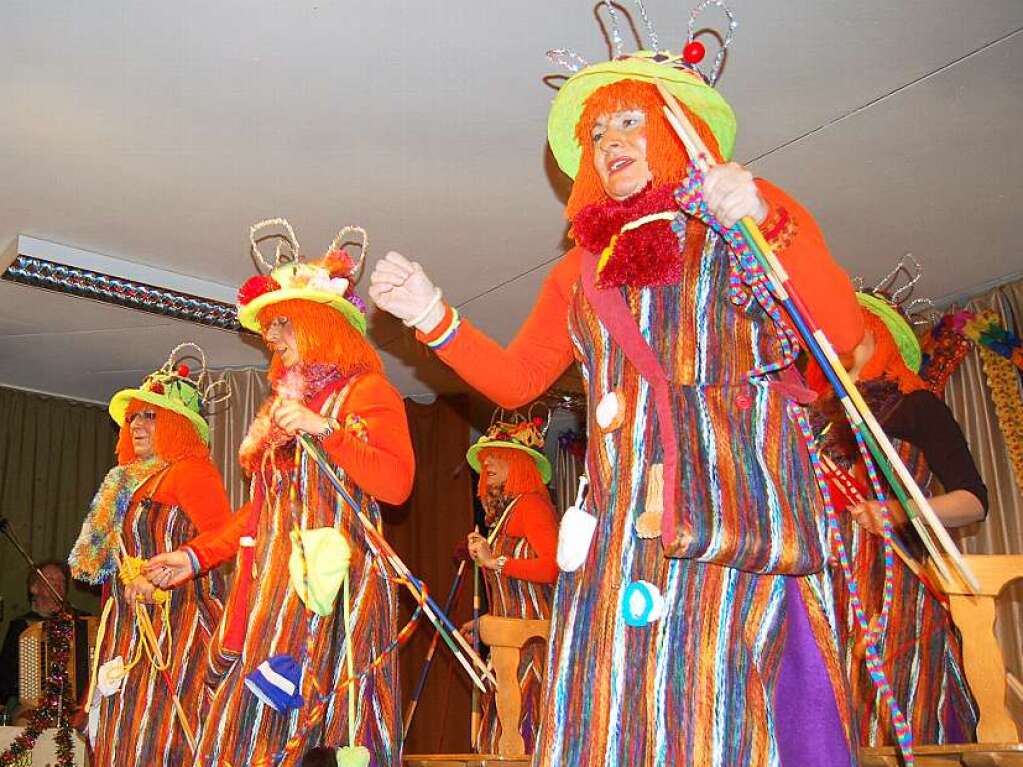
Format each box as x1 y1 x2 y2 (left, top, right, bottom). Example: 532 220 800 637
18 616 98 707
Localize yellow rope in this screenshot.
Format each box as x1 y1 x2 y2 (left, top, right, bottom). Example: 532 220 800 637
119 556 172 671
84 553 181 733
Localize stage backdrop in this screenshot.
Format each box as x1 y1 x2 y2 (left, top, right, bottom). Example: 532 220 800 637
0 386 115 641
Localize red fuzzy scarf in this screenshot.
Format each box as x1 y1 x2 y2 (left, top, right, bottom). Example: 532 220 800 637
571 183 703 288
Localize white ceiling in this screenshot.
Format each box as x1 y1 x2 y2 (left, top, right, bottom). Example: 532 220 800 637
1 1 1021 404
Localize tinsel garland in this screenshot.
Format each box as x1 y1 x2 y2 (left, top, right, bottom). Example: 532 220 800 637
0 615 76 767
978 346 1023 492
921 309 1023 394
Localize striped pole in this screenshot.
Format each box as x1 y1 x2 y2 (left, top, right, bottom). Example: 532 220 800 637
296 435 494 690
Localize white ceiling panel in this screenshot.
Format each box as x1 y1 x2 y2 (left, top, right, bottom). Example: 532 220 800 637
1 1 1021 402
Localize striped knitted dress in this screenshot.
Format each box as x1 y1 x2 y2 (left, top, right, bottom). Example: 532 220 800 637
417 181 867 767
829 441 978 746
531 230 855 767
193 379 402 767
90 467 228 766
475 498 554 754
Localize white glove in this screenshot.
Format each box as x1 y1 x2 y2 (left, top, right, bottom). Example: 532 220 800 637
368 251 445 332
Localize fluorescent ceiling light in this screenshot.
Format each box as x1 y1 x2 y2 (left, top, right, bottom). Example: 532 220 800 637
2 235 246 332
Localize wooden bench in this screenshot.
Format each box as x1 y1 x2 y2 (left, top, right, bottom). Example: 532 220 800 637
861 555 1023 766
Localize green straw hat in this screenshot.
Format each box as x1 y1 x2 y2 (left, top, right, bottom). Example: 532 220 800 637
108 343 227 443
546 2 739 179
856 292 923 374
236 219 369 335
466 411 553 484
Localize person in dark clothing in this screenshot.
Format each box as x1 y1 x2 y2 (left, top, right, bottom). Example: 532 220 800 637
810 294 985 747
0 561 70 711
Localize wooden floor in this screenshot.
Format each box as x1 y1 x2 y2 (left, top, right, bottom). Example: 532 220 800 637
405 745 1023 767
859 743 1023 767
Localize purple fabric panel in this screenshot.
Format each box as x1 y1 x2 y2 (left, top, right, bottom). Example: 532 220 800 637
774 578 854 766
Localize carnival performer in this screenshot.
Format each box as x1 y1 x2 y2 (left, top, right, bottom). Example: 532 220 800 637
369 5 871 765
69 345 232 766
809 290 985 745
147 222 414 767
464 413 558 753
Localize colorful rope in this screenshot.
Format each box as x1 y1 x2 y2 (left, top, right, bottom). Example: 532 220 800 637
676 165 915 765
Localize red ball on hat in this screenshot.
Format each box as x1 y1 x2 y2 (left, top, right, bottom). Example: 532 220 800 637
683 40 705 64
177 364 190 378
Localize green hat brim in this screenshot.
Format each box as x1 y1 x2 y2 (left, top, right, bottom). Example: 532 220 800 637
857 292 922 373
108 389 210 443
466 439 552 485
237 288 367 335
547 56 737 180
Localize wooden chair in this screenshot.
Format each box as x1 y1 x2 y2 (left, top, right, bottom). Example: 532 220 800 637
861 554 1023 766
476 615 550 758
403 616 547 767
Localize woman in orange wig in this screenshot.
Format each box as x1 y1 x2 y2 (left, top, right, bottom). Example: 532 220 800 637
69 345 232 766
809 294 985 746
370 5 869 764
149 223 414 767
463 414 558 753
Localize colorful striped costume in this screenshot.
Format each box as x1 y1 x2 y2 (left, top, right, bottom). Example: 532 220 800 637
475 493 557 754
86 459 230 766
191 373 413 767
418 180 865 766
826 437 979 746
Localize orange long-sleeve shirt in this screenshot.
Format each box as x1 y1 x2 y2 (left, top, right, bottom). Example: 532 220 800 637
136 457 233 550
421 180 863 408
500 492 559 584
188 372 415 570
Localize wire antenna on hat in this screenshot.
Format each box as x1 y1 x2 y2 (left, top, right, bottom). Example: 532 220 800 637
327 225 369 282
250 218 301 272
687 0 737 86
547 0 737 87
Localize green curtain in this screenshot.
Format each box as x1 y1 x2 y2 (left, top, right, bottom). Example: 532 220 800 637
0 386 117 640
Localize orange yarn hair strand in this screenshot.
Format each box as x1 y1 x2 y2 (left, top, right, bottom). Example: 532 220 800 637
116 399 208 465
476 446 548 499
259 299 383 384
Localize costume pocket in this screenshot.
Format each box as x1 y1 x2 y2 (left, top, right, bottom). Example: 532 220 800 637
288 527 352 616
661 381 825 574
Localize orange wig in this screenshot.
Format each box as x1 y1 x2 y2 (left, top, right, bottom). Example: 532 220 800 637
476 446 548 499
806 308 925 396
116 399 208 465
565 78 723 223
259 299 383 383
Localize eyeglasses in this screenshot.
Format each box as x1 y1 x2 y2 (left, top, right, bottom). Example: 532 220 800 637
127 410 158 425
264 316 290 334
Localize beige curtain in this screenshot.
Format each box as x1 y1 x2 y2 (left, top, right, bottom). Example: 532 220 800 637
939 278 1023 680
0 387 117 639
206 368 270 509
